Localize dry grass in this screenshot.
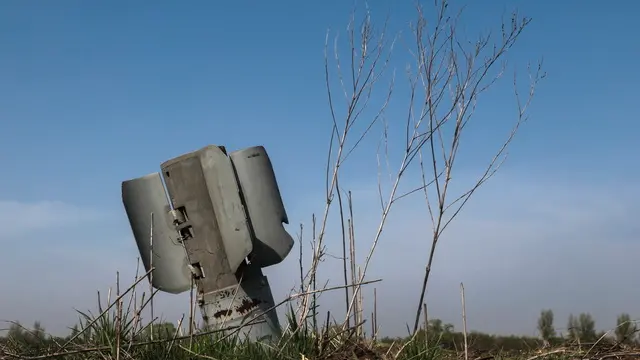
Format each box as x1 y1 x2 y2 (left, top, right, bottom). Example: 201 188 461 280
2 264 640 360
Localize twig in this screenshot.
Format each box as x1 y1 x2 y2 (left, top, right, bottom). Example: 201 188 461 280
347 191 358 330
373 288 378 341
461 282 468 360
59 268 154 352
149 212 155 342
303 4 393 329
524 349 568 360
115 271 121 360
188 276 194 348
336 178 351 329
423 303 428 348
410 1 543 333
162 315 184 360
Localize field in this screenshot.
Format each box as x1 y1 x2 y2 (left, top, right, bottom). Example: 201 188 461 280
3 321 640 360
2 275 639 360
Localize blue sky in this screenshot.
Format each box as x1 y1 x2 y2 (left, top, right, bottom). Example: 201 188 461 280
1 0 639 337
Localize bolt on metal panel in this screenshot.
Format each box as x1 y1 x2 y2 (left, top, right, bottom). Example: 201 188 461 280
121 172 192 294
160 150 239 293
230 146 294 267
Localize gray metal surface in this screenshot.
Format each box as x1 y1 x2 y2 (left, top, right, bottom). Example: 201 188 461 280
121 172 192 294
199 145 254 273
122 144 290 343
161 149 238 293
198 266 281 343
230 146 294 268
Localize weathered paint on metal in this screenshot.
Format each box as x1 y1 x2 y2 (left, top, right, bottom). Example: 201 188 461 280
121 172 192 294
199 145 254 273
160 150 238 292
229 146 294 268
123 144 292 343
198 267 281 343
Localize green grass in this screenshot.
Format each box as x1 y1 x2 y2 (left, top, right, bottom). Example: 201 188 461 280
1 272 635 359
2 318 398 359
2 300 398 360
2 293 637 360
2 312 628 360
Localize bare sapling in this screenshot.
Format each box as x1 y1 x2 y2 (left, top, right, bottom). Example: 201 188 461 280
409 1 545 333
314 0 544 338
297 4 395 331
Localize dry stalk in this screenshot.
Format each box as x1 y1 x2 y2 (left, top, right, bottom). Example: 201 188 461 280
280 223 304 341
299 4 394 328
296 215 319 328
423 303 428 348
130 289 160 339
217 278 381 345
336 177 351 329
357 266 364 338
220 275 244 330
394 330 420 359
162 315 184 359
188 276 195 347
347 192 358 330
115 271 122 360
373 288 378 341
128 291 145 350
298 223 305 295
148 212 154 341
524 349 569 360
311 214 318 333
59 268 155 352
461 282 468 360
124 258 141 329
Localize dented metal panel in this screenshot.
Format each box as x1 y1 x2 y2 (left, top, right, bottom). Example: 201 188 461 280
199 145 254 273
121 173 192 294
230 146 294 268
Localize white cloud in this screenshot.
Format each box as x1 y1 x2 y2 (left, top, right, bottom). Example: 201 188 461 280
0 200 128 335
0 200 105 236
